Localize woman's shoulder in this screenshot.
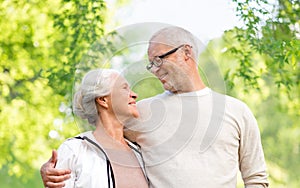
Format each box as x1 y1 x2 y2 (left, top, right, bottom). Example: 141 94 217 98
57 131 93 153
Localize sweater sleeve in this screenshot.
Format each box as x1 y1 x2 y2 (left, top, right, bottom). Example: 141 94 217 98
239 104 269 187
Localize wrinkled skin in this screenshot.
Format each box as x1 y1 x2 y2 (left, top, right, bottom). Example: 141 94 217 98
40 150 71 188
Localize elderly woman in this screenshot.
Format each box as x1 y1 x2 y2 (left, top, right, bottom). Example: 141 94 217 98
53 69 149 188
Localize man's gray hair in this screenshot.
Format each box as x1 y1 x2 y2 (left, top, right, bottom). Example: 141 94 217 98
73 69 119 126
149 26 202 61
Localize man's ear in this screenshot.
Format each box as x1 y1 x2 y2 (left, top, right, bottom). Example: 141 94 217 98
96 97 108 108
184 45 192 61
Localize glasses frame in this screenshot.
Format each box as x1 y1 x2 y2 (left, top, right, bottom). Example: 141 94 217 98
146 44 185 71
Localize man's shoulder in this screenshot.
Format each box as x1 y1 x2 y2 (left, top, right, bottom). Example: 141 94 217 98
211 90 248 109
137 92 167 104
211 89 240 101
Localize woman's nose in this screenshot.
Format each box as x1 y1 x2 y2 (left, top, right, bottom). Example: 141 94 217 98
130 90 138 99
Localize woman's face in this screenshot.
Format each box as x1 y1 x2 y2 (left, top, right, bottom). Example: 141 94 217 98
108 74 139 121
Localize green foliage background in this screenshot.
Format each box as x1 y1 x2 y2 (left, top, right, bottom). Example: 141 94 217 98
0 0 299 187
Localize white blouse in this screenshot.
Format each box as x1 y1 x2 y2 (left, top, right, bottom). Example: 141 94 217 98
55 131 148 188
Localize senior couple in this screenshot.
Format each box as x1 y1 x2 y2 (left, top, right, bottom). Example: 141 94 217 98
40 26 269 188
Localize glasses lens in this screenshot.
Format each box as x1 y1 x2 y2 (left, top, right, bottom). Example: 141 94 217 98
146 57 163 70
153 57 163 67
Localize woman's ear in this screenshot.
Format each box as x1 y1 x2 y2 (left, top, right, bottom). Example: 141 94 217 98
96 97 108 108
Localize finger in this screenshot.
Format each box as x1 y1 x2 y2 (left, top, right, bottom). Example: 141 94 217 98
45 181 66 188
50 150 58 167
47 168 71 176
47 173 71 183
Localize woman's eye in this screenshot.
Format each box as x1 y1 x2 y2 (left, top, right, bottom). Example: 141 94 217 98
123 85 129 90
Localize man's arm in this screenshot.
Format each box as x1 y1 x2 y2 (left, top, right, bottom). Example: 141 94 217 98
40 150 71 188
239 105 269 187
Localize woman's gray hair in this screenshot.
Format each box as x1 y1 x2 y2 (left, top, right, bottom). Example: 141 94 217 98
73 69 119 126
149 26 203 61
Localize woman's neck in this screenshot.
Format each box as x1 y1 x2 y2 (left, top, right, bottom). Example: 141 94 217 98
93 113 128 148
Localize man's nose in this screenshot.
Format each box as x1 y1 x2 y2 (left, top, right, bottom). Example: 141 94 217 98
150 65 160 73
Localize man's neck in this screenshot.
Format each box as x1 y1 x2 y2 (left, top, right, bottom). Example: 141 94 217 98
171 78 206 94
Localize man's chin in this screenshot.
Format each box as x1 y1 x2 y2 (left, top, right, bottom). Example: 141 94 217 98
163 83 179 93
163 82 173 90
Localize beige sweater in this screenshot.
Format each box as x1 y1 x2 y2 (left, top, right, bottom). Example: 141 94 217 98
126 88 269 188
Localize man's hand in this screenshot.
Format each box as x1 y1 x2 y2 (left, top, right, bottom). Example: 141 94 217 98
40 150 71 188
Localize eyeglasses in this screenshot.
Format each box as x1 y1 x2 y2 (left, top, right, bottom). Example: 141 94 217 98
146 44 185 71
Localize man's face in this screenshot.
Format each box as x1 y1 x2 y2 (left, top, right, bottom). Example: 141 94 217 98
147 42 189 93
